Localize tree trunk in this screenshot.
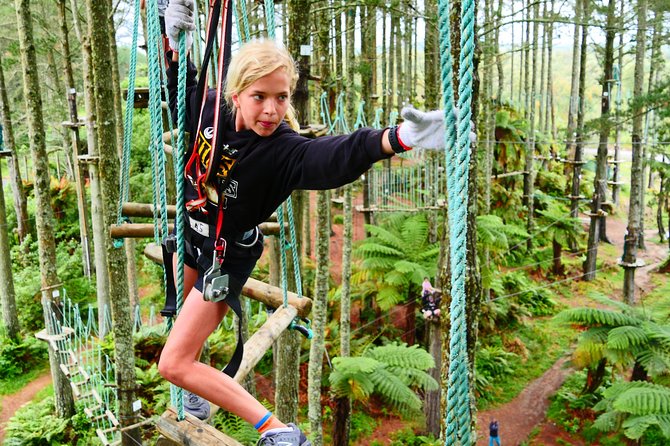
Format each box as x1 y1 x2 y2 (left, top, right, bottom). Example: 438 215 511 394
85 0 139 442
637 9 661 251
564 0 582 177
0 161 20 340
308 190 330 446
274 193 304 423
71 0 110 330
0 61 29 243
611 0 625 205
332 185 353 446
425 0 439 109
423 318 442 437
14 0 75 418
523 0 539 250
622 0 648 305
288 0 311 126
538 0 546 133
57 0 92 279
569 0 590 228
584 0 616 280
552 238 564 276
522 0 530 115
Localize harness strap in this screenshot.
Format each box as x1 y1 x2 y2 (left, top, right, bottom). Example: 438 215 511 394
185 0 234 212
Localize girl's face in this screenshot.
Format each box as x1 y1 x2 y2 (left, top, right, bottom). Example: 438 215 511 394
232 68 291 137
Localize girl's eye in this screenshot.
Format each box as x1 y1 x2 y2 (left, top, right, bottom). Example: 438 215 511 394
253 94 263 101
278 95 287 102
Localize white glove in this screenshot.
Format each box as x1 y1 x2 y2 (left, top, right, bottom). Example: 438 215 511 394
165 0 195 51
398 107 445 150
398 106 477 150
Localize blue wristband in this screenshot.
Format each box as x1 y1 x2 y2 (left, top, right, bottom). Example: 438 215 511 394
254 411 273 430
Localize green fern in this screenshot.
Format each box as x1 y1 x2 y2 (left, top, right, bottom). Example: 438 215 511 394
329 342 437 415
555 307 641 327
607 326 649 350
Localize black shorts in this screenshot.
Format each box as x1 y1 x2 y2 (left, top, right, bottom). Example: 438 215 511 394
183 221 264 293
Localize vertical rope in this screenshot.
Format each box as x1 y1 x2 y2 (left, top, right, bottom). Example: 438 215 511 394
114 0 142 248
438 0 475 441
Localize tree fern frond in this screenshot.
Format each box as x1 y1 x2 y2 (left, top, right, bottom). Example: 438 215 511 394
329 357 379 400
621 414 660 440
387 366 439 391
612 382 670 415
361 256 396 271
607 326 649 351
636 347 670 378
366 342 435 371
362 225 405 252
368 367 423 412
555 307 641 327
356 243 404 258
592 408 624 432
375 286 404 311
580 327 610 344
645 323 670 350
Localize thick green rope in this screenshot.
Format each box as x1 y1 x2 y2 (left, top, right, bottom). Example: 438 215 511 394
115 0 141 248
258 0 303 304
438 0 475 442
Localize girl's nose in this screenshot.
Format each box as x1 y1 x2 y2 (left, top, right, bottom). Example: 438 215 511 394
264 100 277 115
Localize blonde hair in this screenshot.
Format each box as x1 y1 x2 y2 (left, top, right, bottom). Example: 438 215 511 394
225 39 300 130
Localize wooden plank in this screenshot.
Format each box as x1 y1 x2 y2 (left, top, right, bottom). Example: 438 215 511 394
112 222 283 238
233 305 298 382
144 244 312 318
110 223 174 238
156 408 244 446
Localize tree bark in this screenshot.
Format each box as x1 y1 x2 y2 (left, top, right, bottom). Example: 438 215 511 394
564 0 582 178
57 0 92 279
332 185 353 446
425 0 439 110
0 60 29 244
71 0 111 329
85 0 139 442
0 160 20 339
523 0 539 251
622 0 648 305
569 0 590 228
611 0 625 205
308 190 330 446
584 0 616 280
14 0 75 418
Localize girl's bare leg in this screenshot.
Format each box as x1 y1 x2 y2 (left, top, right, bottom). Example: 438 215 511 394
158 278 285 429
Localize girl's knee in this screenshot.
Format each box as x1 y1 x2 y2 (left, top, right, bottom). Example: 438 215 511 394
158 351 185 384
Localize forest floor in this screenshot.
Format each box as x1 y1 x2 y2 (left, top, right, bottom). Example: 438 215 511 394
473 215 668 446
0 200 667 445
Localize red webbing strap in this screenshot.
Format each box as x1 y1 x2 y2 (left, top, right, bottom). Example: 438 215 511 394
185 0 233 212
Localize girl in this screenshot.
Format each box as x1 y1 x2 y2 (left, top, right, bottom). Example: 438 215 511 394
159 1 445 444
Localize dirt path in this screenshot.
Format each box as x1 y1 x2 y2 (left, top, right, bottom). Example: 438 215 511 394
473 213 667 446
476 356 574 446
0 372 52 442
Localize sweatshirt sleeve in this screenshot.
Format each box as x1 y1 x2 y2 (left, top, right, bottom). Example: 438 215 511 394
272 126 392 191
166 51 199 130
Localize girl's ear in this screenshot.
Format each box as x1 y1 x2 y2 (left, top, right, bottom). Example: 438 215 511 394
232 93 240 109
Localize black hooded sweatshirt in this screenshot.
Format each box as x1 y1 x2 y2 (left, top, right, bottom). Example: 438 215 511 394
166 55 391 285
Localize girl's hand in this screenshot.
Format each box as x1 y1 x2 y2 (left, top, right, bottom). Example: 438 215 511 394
165 0 195 51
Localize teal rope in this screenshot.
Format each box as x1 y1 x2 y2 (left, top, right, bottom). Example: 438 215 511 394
438 0 474 441
372 108 383 129
145 0 185 419
114 0 141 250
257 0 303 306
354 101 367 129
238 0 251 41
263 0 276 40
